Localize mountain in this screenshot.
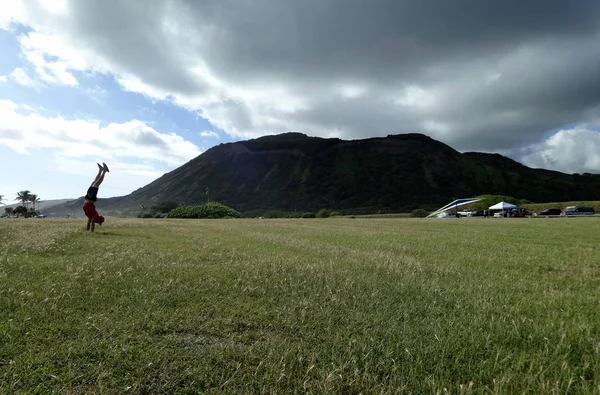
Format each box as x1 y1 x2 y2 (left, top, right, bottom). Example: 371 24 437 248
49 133 600 217
2 199 72 212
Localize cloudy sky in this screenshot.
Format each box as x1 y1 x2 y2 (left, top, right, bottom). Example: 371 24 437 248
1 0 600 200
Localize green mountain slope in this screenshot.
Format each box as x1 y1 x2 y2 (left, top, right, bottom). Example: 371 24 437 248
50 133 600 217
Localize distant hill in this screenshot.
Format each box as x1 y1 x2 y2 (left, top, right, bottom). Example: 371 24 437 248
2 199 73 212
47 133 600 217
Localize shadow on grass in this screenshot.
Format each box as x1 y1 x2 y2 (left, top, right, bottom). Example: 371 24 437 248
97 231 122 236
97 231 150 238
79 228 151 238
79 230 125 236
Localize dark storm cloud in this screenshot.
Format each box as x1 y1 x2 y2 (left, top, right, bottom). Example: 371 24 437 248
12 0 600 171
171 0 600 153
65 0 209 96
181 0 600 82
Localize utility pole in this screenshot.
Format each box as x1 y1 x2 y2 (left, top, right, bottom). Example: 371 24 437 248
206 187 210 203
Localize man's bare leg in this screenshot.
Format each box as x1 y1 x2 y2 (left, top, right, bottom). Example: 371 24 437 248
91 163 104 185
90 163 110 188
92 170 107 188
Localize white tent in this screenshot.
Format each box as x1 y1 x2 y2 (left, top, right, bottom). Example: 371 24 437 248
489 201 517 210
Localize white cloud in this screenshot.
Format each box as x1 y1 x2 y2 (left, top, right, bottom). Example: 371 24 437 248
8 67 45 90
38 0 69 15
421 120 452 136
200 131 220 139
521 126 600 174
0 0 26 30
17 31 101 86
0 99 202 167
395 86 438 109
337 83 367 100
0 75 6 83
117 74 169 100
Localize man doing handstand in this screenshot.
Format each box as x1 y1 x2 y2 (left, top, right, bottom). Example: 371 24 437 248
83 162 109 232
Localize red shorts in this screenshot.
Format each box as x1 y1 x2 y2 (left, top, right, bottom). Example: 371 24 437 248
83 202 99 221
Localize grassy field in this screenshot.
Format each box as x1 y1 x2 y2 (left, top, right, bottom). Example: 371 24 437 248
1 217 599 394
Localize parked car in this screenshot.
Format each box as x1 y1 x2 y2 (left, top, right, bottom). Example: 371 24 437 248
470 210 486 217
437 212 460 218
510 208 530 217
563 206 595 216
536 208 562 216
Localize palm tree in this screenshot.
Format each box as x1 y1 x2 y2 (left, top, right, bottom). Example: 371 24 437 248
30 194 41 211
0 194 5 206
16 190 32 210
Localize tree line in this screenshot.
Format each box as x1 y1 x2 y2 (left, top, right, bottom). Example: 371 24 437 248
0 190 42 217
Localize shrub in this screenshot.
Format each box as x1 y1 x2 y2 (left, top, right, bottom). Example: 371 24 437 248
167 202 242 219
411 208 430 218
286 212 317 218
316 209 332 218
285 212 301 218
13 206 27 217
329 211 342 217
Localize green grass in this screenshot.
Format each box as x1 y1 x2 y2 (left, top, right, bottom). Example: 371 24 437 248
1 217 600 393
348 213 412 219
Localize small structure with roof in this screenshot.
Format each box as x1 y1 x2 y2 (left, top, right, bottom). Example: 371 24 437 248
489 201 520 217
